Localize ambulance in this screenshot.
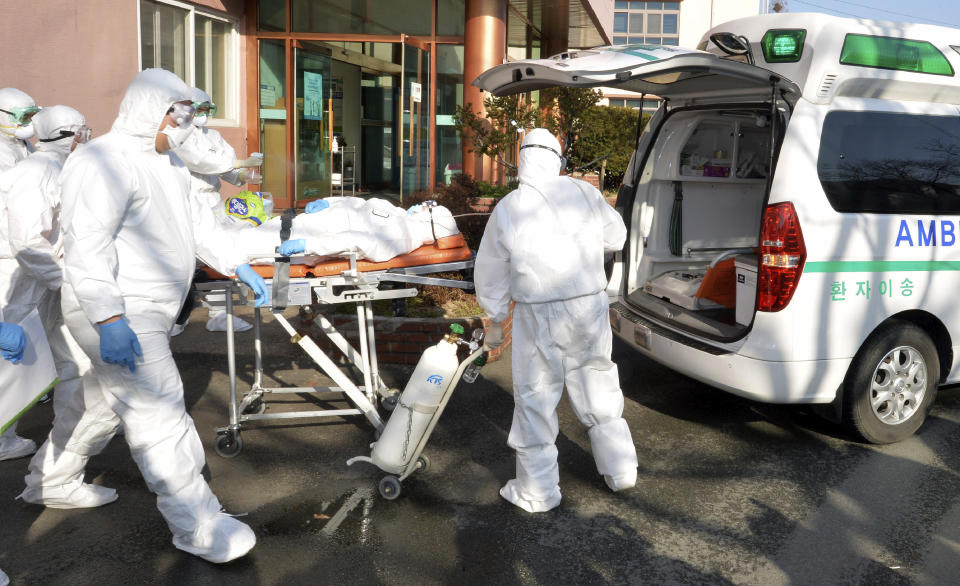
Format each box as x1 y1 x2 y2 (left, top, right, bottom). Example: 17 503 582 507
473 13 960 443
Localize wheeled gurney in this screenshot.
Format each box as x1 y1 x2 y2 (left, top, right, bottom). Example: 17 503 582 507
195 233 475 458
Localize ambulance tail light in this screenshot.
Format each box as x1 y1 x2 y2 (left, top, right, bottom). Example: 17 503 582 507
757 202 806 312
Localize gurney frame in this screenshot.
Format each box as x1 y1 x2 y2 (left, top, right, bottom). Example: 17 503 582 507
195 253 475 457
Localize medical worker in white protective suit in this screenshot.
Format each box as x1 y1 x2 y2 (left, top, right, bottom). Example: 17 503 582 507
1 107 99 497
1 318 27 586
474 128 638 513
21 69 265 563
0 87 41 461
171 87 262 333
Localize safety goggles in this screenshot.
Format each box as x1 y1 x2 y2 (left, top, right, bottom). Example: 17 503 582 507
167 102 196 126
192 101 217 117
38 125 93 144
520 142 567 169
0 105 41 126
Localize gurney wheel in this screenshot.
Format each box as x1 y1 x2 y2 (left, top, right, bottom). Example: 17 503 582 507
241 397 266 415
215 431 243 458
416 455 431 473
381 394 398 412
378 475 402 500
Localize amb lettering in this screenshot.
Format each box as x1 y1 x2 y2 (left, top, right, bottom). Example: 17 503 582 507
895 219 957 247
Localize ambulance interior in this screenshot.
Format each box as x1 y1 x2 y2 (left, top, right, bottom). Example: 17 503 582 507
625 107 778 340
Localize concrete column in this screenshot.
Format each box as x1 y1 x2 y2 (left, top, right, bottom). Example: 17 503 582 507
462 0 506 181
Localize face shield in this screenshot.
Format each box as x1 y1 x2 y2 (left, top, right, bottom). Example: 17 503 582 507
37 125 92 145
0 105 40 126
167 101 196 128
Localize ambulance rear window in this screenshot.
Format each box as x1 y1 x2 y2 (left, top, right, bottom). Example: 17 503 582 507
840 34 954 76
817 111 960 214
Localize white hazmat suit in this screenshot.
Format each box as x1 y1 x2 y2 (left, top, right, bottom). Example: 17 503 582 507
1 107 98 490
25 69 256 563
172 87 253 333
0 87 39 461
474 128 638 513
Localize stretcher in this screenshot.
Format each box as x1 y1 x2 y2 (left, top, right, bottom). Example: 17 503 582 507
195 233 475 457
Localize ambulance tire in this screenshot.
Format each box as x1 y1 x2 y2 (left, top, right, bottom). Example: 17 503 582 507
843 320 939 444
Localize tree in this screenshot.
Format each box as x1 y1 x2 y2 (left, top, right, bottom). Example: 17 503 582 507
568 106 649 190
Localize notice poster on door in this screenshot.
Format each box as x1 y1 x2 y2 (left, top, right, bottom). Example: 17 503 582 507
411 82 422 103
332 77 344 132
304 71 323 121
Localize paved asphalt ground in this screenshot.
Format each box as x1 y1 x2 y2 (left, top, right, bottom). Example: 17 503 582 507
2 305 959 585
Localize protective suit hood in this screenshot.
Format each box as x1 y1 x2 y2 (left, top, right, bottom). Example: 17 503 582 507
111 69 192 150
0 87 37 141
33 105 85 158
517 129 563 185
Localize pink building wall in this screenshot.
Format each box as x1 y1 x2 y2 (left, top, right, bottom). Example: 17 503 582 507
0 0 249 164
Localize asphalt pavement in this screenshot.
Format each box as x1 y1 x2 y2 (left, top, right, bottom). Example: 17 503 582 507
2 305 959 585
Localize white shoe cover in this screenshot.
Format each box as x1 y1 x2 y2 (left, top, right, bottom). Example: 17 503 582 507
172 512 256 563
170 322 186 337
205 312 252 333
19 479 118 509
499 479 561 513
0 434 37 461
603 470 637 492
1 568 9 586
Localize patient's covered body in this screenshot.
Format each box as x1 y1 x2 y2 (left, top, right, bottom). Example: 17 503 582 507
223 197 460 264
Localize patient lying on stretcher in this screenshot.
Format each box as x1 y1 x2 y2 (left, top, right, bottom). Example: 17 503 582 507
216 196 460 264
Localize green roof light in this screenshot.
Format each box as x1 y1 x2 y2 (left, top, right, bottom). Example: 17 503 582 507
840 34 954 76
761 29 805 63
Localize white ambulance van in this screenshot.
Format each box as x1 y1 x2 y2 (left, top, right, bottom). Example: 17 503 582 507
474 13 960 443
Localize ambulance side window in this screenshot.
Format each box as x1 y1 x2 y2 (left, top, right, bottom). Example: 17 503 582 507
817 111 960 214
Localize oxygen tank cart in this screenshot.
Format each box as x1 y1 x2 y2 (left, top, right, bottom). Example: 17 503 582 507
347 324 485 500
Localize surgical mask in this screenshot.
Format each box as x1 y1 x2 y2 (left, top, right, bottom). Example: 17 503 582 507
193 114 208 127
162 123 194 149
13 124 34 140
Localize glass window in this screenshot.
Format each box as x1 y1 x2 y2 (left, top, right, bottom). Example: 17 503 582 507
259 39 287 201
195 14 235 121
629 36 645 44
614 13 628 34
644 37 661 45
613 36 628 45
140 1 239 122
140 0 189 79
258 0 285 31
630 1 647 7
292 0 431 35
663 2 680 9
647 13 661 34
438 0 465 36
646 2 662 9
615 1 629 8
663 14 678 35
662 37 679 46
629 13 644 34
436 45 463 186
818 111 960 213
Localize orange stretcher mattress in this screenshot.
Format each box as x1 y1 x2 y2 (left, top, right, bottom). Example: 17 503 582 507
201 234 472 280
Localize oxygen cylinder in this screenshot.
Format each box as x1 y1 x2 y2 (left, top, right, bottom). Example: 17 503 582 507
370 328 461 474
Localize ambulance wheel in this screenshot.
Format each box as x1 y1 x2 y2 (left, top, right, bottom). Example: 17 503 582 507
379 476 402 500
215 431 243 458
416 455 431 473
843 320 939 444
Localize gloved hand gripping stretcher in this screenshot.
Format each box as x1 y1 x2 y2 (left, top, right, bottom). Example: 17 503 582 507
194 200 476 459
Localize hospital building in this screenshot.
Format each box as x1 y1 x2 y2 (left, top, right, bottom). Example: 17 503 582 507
7 0 765 210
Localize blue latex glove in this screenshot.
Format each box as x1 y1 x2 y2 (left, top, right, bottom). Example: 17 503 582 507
278 238 306 256
0 322 27 364
305 199 330 213
99 319 142 373
236 264 269 307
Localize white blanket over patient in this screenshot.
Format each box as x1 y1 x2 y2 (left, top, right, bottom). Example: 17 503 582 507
207 197 460 264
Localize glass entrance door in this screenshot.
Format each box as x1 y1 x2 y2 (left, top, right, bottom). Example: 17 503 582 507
400 39 430 201
295 43 332 202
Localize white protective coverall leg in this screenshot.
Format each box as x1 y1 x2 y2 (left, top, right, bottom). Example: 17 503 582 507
41 69 257 563
4 105 117 507
0 87 39 461
473 128 638 513
172 87 252 333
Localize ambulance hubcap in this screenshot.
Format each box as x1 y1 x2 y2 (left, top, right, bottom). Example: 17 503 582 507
870 345 926 426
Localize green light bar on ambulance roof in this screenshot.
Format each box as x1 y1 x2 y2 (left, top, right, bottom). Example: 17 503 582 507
840 34 954 76
761 29 805 63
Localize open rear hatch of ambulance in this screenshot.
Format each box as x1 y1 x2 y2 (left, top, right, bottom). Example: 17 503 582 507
473 45 799 104
475 45 802 343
